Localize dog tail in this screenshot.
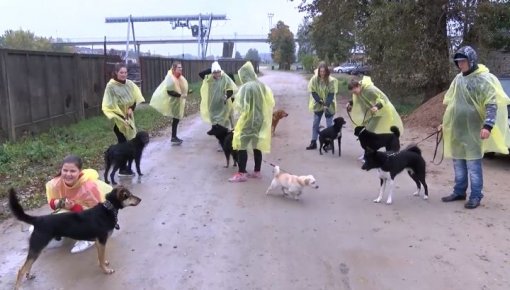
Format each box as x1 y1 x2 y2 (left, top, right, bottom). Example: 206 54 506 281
273 165 281 177
8 188 36 225
405 144 422 155
390 126 400 138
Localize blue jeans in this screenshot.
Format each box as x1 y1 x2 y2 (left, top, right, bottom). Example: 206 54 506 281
312 111 333 140
453 159 483 200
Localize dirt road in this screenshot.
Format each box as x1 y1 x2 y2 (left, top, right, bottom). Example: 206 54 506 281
1 69 509 290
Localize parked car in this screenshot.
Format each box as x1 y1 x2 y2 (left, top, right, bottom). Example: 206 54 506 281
350 64 372 76
333 63 358 74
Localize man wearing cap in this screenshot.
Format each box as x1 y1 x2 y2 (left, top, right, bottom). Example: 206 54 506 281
440 45 510 209
199 61 238 130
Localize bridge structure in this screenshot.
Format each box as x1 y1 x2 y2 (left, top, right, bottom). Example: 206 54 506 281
103 14 229 60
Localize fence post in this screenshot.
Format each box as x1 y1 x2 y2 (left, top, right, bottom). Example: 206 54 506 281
0 50 16 141
74 54 85 121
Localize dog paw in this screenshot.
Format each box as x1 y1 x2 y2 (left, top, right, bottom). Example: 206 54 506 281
423 195 429 200
412 191 419 196
26 272 36 280
386 200 392 205
373 198 382 203
102 267 115 274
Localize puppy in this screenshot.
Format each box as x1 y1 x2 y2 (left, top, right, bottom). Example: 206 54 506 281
265 165 319 200
272 109 289 136
354 125 400 153
207 124 238 168
104 131 150 185
318 117 346 156
361 144 428 204
8 187 141 290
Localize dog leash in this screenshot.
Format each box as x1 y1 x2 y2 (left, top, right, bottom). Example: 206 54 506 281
346 108 372 127
261 158 290 173
431 130 444 165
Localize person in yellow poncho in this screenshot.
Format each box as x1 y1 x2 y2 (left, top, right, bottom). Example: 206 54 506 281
305 61 338 150
102 63 145 175
42 155 113 253
346 76 404 135
199 61 238 130
150 62 189 145
440 46 510 209
229 61 275 182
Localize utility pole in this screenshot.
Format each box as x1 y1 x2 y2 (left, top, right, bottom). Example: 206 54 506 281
267 13 274 30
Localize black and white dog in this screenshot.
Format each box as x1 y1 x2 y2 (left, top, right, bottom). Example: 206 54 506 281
354 125 401 152
361 144 428 204
318 117 346 156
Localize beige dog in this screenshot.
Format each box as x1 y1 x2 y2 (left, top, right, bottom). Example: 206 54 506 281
265 166 319 200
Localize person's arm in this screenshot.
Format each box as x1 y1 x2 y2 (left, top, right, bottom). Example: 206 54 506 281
324 93 334 107
311 92 323 104
483 103 497 132
199 68 212 80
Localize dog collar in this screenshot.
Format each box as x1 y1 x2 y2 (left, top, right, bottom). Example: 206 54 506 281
102 200 120 230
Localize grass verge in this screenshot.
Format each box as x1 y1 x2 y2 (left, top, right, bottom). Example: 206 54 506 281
0 81 202 220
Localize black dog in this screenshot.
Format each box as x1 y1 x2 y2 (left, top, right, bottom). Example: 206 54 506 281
354 125 401 152
8 187 141 289
318 117 346 156
104 131 150 185
361 144 428 204
207 124 238 168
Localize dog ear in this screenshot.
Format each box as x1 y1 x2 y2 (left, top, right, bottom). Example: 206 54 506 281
115 186 131 200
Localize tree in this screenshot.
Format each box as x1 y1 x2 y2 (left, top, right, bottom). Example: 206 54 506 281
245 48 261 62
267 21 296 70
0 29 73 52
296 18 314 61
235 51 243 59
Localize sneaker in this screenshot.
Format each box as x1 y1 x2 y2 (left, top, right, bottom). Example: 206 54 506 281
118 169 135 176
441 193 467 202
70 240 95 254
247 171 262 179
228 172 248 182
306 140 317 150
47 238 65 249
464 198 481 209
171 137 183 145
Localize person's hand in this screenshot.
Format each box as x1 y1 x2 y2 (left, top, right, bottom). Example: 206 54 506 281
127 108 133 119
370 106 378 113
63 199 75 210
480 128 491 139
346 103 352 112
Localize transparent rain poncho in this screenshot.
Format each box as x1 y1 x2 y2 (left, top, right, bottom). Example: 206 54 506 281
200 71 237 127
150 69 188 119
350 76 403 134
102 79 145 140
442 64 510 159
232 62 275 153
307 73 338 114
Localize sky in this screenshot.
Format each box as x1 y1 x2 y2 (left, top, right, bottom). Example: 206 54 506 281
0 0 305 57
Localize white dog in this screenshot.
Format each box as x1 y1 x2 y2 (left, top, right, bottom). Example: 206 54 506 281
265 166 319 200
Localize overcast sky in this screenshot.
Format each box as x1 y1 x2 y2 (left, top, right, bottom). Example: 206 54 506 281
0 0 305 57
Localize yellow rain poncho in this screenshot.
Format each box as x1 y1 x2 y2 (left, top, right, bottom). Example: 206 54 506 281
442 64 510 160
102 79 145 140
350 76 403 134
308 74 338 114
200 71 237 127
46 169 112 210
232 62 275 153
150 69 189 119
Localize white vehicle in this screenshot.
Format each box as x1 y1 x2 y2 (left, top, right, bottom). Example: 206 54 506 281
333 63 358 73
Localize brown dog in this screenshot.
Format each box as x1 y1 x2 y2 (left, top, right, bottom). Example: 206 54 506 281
272 109 289 136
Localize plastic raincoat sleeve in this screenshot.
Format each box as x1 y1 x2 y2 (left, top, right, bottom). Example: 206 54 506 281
150 69 189 119
442 64 510 159
350 76 403 134
102 79 145 140
46 169 112 209
307 75 338 113
232 81 275 153
200 72 238 127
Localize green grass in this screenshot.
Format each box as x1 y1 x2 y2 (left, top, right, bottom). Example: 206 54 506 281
0 81 202 219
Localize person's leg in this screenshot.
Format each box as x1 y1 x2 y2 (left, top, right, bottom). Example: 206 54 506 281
113 125 133 175
229 150 248 182
442 159 468 202
325 114 333 128
171 118 182 144
465 158 483 209
248 149 263 178
306 112 322 150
